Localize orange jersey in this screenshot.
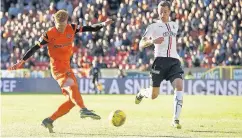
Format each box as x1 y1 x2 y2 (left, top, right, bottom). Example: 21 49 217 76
38 24 79 82
36 23 103 87
41 24 77 62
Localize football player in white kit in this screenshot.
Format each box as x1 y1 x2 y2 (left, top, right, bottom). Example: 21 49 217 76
135 1 184 129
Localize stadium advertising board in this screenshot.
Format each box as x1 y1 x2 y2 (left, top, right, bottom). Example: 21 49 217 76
233 69 242 80
1 78 242 96
192 70 220 79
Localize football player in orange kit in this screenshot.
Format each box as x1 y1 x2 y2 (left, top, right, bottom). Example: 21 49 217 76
9 10 113 133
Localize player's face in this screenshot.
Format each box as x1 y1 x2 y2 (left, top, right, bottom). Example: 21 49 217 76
54 18 67 33
158 6 170 21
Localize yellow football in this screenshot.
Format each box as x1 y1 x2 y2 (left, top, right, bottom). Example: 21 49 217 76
109 110 126 127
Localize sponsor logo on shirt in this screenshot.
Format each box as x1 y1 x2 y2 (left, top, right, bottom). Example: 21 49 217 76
163 31 177 37
54 42 72 48
151 69 160 74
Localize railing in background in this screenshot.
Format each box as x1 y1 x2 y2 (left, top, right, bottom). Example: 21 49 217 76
198 66 242 80
1 66 241 79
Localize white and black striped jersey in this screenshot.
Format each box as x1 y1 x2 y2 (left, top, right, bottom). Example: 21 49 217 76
142 20 179 59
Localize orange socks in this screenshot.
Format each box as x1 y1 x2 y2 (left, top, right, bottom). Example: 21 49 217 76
50 100 75 121
50 83 85 121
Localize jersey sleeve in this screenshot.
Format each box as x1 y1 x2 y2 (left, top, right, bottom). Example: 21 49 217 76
142 24 154 39
36 32 49 47
73 24 83 34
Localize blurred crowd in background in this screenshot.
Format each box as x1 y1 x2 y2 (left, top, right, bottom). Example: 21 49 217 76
1 0 242 77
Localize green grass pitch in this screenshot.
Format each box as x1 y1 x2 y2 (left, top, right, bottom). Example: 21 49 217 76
1 94 242 137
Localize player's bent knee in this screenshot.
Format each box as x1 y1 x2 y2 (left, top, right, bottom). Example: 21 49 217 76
176 84 183 91
172 78 183 91
64 90 77 105
63 77 75 87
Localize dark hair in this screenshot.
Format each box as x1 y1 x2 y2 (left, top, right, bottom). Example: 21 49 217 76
158 1 171 9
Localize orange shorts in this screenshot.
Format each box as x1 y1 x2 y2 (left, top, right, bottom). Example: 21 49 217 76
50 61 78 93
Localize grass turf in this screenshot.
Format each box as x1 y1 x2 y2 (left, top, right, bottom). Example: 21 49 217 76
1 94 242 137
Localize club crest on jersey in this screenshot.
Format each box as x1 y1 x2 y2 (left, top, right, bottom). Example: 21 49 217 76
66 34 72 39
66 71 72 76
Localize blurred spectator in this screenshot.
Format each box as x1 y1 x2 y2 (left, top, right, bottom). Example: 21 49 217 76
118 3 128 17
8 3 20 18
114 36 122 47
1 0 241 74
127 49 138 64
98 9 108 22
93 43 104 57
30 66 45 78
97 57 108 68
49 2 57 14
56 0 68 10
122 33 131 47
72 2 84 23
0 11 8 25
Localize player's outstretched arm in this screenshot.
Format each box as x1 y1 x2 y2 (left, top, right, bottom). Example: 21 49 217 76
76 19 113 32
8 45 40 70
8 44 42 70
8 38 48 70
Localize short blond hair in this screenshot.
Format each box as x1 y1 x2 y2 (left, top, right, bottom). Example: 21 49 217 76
158 1 171 10
54 10 68 23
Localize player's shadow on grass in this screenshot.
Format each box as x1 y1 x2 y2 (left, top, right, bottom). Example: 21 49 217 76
190 130 239 134
58 132 185 137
